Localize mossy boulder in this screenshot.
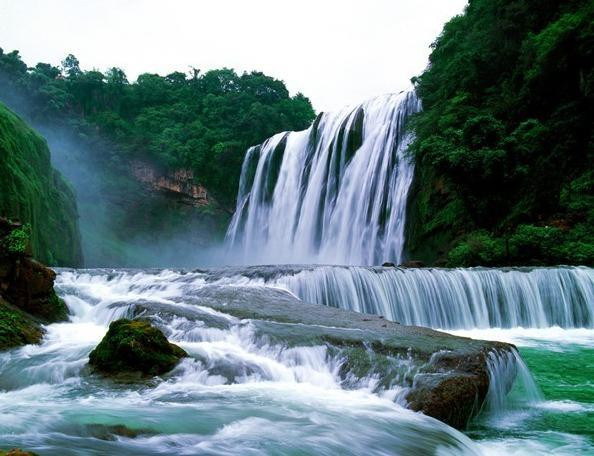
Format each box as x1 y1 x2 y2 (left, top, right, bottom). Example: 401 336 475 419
89 319 187 377
0 298 43 350
0 449 38 456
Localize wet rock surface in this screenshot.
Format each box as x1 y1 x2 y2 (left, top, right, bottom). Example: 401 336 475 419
88 319 188 377
129 282 513 429
0 217 68 350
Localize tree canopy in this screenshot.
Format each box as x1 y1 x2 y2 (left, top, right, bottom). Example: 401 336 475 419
0 51 315 206
407 0 593 266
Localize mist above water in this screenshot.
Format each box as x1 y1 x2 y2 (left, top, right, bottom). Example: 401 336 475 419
0 87 227 268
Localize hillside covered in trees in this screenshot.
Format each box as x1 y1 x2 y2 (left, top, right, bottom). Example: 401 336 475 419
0 102 82 266
406 0 594 266
0 50 315 206
0 50 315 265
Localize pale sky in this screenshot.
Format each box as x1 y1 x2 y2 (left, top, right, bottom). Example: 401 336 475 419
0 0 467 112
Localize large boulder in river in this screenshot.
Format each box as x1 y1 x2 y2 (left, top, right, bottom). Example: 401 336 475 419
89 319 187 377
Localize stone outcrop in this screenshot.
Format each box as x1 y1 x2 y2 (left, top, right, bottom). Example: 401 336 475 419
131 160 209 207
88 319 187 377
398 260 426 268
0 217 69 350
119 281 515 429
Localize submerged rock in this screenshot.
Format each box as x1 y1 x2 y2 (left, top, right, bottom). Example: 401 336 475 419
84 423 154 441
89 319 187 377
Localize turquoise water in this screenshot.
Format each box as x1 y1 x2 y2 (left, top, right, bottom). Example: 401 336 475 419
453 329 594 455
0 270 592 455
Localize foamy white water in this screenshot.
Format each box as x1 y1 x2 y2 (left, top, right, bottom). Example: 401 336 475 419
1 268 592 454
226 91 421 266
0 269 485 455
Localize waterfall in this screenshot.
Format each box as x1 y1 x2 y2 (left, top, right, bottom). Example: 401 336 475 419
226 90 421 266
483 349 542 415
265 265 594 329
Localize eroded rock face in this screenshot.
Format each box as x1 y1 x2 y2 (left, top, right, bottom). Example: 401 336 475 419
88 319 187 377
405 349 495 429
131 160 209 207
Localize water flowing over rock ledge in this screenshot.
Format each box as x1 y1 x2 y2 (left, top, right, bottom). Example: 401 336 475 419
56 267 521 429
198 264 594 329
226 91 421 265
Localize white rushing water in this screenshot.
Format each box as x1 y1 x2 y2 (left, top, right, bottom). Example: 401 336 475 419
226 90 421 266
1 268 591 455
0 269 483 455
268 265 594 329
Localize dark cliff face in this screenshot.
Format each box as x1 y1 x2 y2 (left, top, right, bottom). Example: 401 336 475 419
0 102 83 267
0 217 69 350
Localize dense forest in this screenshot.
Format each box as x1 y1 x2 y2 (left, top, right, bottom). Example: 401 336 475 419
1 0 593 268
0 50 314 265
407 0 594 266
0 102 82 266
0 50 314 206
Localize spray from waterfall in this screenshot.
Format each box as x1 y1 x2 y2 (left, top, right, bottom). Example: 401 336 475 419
226 90 421 265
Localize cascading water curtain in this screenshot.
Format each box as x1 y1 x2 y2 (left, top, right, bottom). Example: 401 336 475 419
226 90 421 266
274 266 594 329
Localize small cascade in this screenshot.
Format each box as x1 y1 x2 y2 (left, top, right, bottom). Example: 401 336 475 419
226 90 421 265
271 265 594 329
483 349 542 415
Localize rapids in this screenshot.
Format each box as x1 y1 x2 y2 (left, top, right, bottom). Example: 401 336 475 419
2 267 592 454
0 269 480 455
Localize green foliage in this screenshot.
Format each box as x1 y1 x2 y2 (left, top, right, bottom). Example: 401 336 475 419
447 224 594 267
2 223 31 254
408 0 594 266
0 103 83 266
88 319 187 376
0 299 43 350
447 231 506 267
0 52 315 207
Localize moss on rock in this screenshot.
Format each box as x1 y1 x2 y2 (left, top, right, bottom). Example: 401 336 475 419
0 449 38 456
0 298 43 350
89 319 187 377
